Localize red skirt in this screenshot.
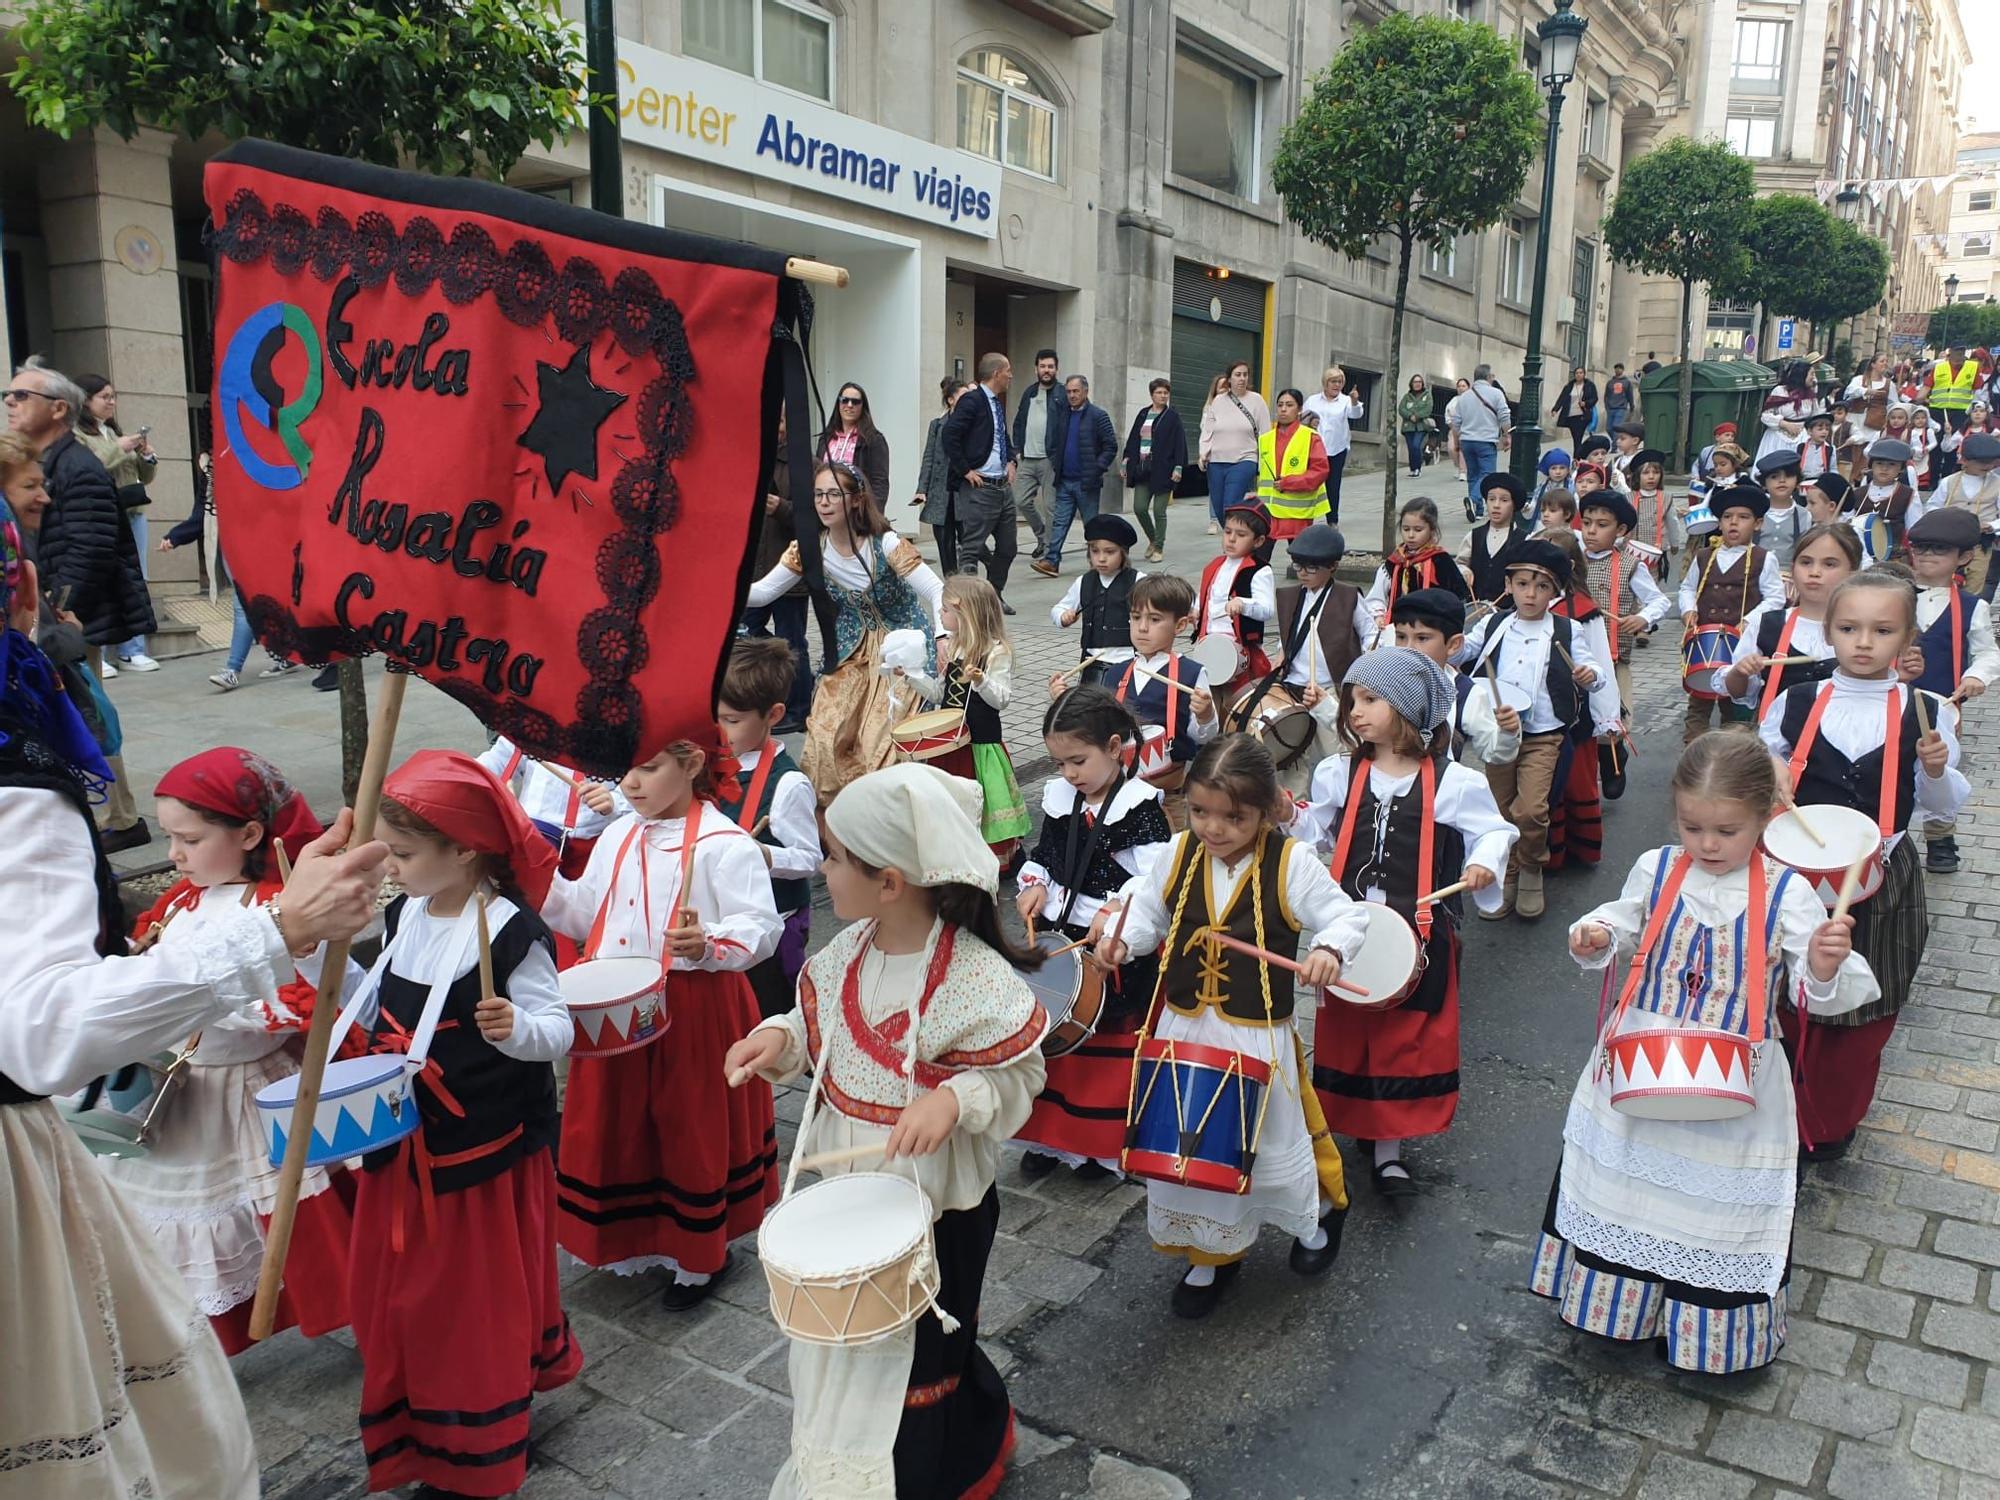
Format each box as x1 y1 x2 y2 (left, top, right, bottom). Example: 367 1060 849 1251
352 1149 582 1497
1017 1019 1142 1165
209 1167 358 1355
1312 934 1460 1140
557 967 778 1272
1780 1007 1899 1147
1546 737 1603 873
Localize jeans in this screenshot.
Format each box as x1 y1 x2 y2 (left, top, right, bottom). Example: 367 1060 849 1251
740 591 815 722
1132 484 1169 549
1403 431 1426 475
1210 459 1257 524
118 510 148 659
227 590 255 674
955 479 1017 595
1043 480 1101 567
1014 456 1055 546
1605 405 1627 437
1324 448 1349 524
1462 440 1498 518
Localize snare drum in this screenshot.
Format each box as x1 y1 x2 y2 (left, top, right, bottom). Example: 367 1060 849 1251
1186 634 1243 689
890 708 970 763
58 1051 185 1159
758 1172 940 1345
1334 904 1427 1010
562 956 671 1057
1227 681 1316 767
256 1054 420 1169
1760 805 1885 908
1605 1025 1757 1121
1130 723 1186 791
1027 930 1107 1058
1627 538 1665 567
1680 625 1739 700
1122 1038 1272 1195
1683 500 1718 537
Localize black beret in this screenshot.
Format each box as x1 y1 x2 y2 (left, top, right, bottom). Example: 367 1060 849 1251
1578 434 1612 458
1388 587 1466 635
1083 514 1138 549
1810 472 1854 510
1754 448 1803 477
1579 490 1638 530
1504 538 1571 590
1482 471 1528 506
1907 506 1982 551
1287 523 1346 565
1712 481 1770 519
1631 448 1669 475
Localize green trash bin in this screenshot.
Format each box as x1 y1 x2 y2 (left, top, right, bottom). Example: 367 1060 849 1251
1637 360 1773 471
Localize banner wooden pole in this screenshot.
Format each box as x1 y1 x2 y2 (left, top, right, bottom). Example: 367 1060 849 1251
249 669 408 1340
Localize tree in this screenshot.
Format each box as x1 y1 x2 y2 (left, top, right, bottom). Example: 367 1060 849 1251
1604 138 1755 470
1713 194 1889 351
8 0 589 798
1927 302 2000 350
1809 220 1890 332
1272 14 1540 552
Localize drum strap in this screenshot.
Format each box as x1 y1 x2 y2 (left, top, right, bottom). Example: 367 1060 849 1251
1757 610 1802 723
1604 850 1768 1047
583 805 706 967
1787 682 1900 838
1056 782 1119 929
1117 654 1181 735
736 750 778 832
1329 757 1436 939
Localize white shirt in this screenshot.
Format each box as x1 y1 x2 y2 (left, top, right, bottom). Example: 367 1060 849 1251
745 529 945 629
1050 568 1148 666
1933 467 2000 530
1583 546 1671 628
1303 391 1363 456
1115 833 1370 966
1287 755 1517 917
1459 610 1614 736
477 737 631 841
1916 586 2000 688
734 744 821 882
1724 604 1831 708
1279 585 1376 691
906 646 1013 715
1756 672 1969 851
1201 556 1277 640
1677 544 1787 618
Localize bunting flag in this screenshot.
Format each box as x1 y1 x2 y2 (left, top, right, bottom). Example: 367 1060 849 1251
203 141 805 777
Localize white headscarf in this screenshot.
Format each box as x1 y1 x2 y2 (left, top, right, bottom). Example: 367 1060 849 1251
825 763 999 893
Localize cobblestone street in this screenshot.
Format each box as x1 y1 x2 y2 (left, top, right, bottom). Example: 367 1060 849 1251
97 466 2000 1498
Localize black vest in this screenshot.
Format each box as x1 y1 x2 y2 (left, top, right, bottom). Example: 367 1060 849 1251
1158 832 1301 1024
363 896 560 1193
1027 784 1173 924
1331 759 1463 1015
941 659 1003 745
1779 683 1923 835
1480 614 1581 727
1201 559 1269 648
1754 609 1836 703
1468 521 1529 601
737 748 809 915
1078 568 1136 656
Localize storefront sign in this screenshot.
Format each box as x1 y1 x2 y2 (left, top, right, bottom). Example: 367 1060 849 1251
617 43 1000 239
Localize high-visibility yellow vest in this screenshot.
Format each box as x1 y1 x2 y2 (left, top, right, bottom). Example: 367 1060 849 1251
1932 358 1979 412
1257 424 1327 522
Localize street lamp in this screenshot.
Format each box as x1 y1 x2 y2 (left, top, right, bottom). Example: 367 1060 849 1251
1511 0 1590 486
1836 184 1862 223
1945 273 1960 352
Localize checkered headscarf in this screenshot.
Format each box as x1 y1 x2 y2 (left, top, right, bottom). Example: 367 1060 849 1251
1342 647 1455 733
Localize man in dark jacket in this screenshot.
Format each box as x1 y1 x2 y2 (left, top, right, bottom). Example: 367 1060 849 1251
940 352 1019 608
1010 348 1060 554
1032 375 1118 577
5 356 152 848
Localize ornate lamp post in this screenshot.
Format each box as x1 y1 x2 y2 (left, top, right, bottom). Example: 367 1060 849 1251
1510 0 1590 485
1945 273 1960 353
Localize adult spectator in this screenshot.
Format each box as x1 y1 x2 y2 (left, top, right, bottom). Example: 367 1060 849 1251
1198 360 1268 530
1845 353 1892 404
1602 363 1636 435
1121 379 1186 565
1640 352 1662 376
1756 360 1816 464
1550 365 1598 454
816 381 890 504
1446 364 1512 522
1925 344 1980 436
1258 387 1331 549
1302 366 1363 525
4 356 152 850
1010 348 1061 555
914 376 967 575
0 502 389 1500
1033 374 1117 577
1396 375 1432 478
741 411 813 730
941 352 1018 611
73 374 159 673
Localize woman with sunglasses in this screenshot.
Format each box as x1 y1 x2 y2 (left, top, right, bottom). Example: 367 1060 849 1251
743 460 943 798
816 382 891 507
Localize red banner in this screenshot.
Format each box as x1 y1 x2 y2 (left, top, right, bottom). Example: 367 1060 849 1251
203 142 786 776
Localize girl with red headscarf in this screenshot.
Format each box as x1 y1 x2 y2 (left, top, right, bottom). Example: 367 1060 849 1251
300 748 582 1499
99 746 353 1356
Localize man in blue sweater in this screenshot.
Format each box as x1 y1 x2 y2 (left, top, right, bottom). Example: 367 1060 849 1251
1032 374 1118 577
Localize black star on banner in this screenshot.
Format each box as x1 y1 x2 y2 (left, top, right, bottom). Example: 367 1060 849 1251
517 341 628 495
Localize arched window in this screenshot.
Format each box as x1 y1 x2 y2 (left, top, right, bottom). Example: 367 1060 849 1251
955 49 1058 181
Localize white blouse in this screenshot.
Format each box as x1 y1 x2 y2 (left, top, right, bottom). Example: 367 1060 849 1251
1201 557 1277 639
904 646 1013 713
1116 833 1370 966
0 788 293 1096
152 885 300 1066
735 745 822 883
476 737 631 840
1288 756 1517 916
1725 604 1831 707
543 811 781 971
744 529 944 623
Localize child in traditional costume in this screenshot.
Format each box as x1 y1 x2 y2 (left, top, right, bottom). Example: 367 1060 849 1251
1366 497 1470 638
1194 503 1277 693
744 459 944 800
1098 736 1365 1318
1677 482 1786 742
477 735 628 880
1392 588 1521 769
1530 450 1573 524
1901 507 1999 872
1270 522 1370 792
544 738 781 1305
902 573 1030 856
1760 568 1967 1160
1860 439 1927 553
1753 448 1811 572
726 764 1047 1499
1543 530 1623 873
305 750 583 1496
719 637 823 1017
1014 686 1172 1177
1051 514 1144 684
1534 731 1876 1372
1289 650 1514 1195
1534 488 1579 540
1103 573 1221 830
1629 449 1683 585
1720 521 1859 730
1576 490 1669 715
1457 474 1532 603
107 749 350 1355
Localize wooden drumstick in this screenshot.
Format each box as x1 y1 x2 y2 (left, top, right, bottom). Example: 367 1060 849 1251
1417 879 1475 908
1056 652 1109 686
749 815 771 839
1914 686 1936 740
1041 934 1096 960
273 841 293 884
1766 655 1821 667
1779 791 1827 850
1025 912 1037 946
793 1141 888 1173
539 760 585 794
1829 850 1873 925
1200 927 1370 998
476 891 495 1003
1484 654 1503 713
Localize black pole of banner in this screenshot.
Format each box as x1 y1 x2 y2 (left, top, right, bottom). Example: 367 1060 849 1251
585 0 623 218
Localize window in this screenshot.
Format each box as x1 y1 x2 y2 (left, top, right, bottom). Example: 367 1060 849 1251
1724 115 1777 158
684 0 832 101
1971 191 1995 213
1731 20 1787 90
1425 238 1459 279
1500 218 1528 303
1581 94 1609 159
1172 41 1261 201
956 49 1058 180
1965 233 1994 258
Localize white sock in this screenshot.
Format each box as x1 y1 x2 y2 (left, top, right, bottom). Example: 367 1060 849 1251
1375 1139 1410 1178
672 1269 711 1287
1182 1263 1216 1287
1298 1223 1328 1250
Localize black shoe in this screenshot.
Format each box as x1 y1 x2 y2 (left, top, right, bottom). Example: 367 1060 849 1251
1019 1149 1059 1180
1927 836 1961 873
100 819 151 854
1370 1159 1419 1200
1073 1159 1114 1182
1801 1131 1856 1164
660 1254 732 1311
1170 1260 1240 1319
312 665 340 691
1001 599 1017 616
1289 1202 1349 1275
1464 502 1476 523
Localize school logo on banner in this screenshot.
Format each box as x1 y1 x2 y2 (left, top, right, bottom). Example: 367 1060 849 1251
204 141 795 776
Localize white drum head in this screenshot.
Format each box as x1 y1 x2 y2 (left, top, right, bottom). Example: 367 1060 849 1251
1338 904 1421 1007
1761 805 1879 870
762 1172 928 1275
257 1053 404 1108
1186 635 1241 685
1471 677 1534 716
562 956 663 1006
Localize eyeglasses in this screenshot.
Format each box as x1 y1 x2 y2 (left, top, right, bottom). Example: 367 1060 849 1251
1 389 51 406
812 488 848 502
838 395 863 406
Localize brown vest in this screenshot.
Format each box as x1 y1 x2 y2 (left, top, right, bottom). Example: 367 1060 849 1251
1583 545 1643 662
1157 831 1302 1025
1275 581 1361 687
1694 544 1767 628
